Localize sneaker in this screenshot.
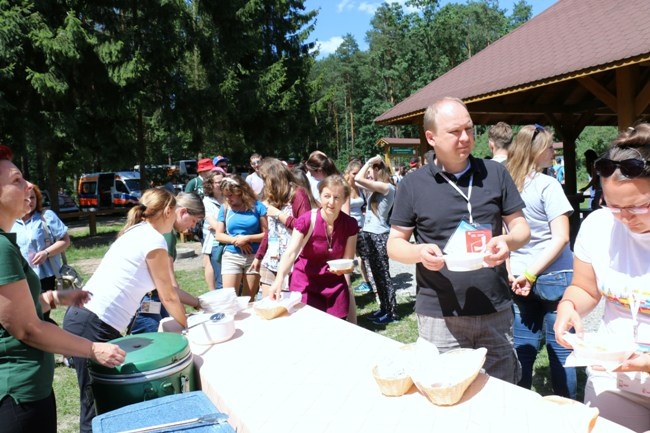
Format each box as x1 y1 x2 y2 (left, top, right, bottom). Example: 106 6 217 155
372 314 398 325
354 282 371 293
368 310 385 319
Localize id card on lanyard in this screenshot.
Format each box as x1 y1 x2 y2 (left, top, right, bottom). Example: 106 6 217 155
440 171 492 254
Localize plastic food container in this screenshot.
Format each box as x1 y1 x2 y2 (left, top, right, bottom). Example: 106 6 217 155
186 313 236 345
89 332 195 414
443 252 485 272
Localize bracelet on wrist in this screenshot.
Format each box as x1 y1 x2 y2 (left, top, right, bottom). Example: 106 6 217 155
45 249 50 257
558 298 577 311
523 270 537 284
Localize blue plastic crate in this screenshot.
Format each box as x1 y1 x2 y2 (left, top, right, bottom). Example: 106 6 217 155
92 391 235 433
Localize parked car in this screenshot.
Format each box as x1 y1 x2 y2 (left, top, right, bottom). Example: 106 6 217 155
42 190 80 214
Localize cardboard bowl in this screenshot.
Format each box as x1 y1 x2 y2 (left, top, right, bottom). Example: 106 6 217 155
327 259 354 272
571 333 636 364
443 253 485 272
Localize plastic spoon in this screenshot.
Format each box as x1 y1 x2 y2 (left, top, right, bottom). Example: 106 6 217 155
182 312 225 334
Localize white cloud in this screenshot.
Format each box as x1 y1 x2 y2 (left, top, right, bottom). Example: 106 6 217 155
313 36 345 56
359 2 380 14
337 0 354 13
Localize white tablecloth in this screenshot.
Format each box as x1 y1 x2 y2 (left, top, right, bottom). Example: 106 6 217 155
162 304 633 433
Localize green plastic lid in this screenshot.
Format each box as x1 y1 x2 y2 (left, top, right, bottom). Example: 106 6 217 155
91 332 190 375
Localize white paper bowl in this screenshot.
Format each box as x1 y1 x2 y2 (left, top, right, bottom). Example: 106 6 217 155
571 333 637 364
186 313 235 345
327 259 354 271
236 296 251 311
443 253 485 272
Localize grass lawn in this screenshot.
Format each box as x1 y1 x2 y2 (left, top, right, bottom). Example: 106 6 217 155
51 224 581 432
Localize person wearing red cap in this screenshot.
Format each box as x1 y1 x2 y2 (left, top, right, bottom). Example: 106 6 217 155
185 158 214 197
408 156 420 173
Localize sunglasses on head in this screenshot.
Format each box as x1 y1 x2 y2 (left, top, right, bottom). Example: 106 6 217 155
530 124 544 144
594 158 650 178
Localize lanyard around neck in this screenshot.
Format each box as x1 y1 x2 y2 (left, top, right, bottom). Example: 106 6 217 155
439 171 474 224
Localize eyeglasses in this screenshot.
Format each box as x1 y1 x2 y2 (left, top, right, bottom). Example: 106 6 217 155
603 201 650 215
251 160 261 166
595 158 650 178
531 124 544 144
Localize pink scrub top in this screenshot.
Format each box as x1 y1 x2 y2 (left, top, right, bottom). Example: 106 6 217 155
289 210 359 318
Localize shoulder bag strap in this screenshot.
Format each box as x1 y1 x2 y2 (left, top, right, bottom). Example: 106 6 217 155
297 209 317 255
40 215 62 278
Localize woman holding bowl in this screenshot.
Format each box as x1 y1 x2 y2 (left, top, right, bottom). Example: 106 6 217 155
555 124 650 431
268 175 358 319
0 145 124 433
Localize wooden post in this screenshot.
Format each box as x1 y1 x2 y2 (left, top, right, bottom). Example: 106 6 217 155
616 66 637 130
88 212 97 236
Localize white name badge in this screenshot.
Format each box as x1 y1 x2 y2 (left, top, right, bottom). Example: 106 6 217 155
141 301 162 315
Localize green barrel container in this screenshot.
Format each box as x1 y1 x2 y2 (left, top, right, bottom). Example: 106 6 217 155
89 332 195 414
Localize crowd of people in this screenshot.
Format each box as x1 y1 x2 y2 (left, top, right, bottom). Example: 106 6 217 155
3 96 650 432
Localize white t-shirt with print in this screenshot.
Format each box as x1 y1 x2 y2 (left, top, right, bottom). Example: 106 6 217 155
574 209 650 349
84 222 167 333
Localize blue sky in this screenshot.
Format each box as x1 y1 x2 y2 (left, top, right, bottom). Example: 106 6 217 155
304 0 557 57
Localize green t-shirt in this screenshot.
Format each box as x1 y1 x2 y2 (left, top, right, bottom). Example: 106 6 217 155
163 230 177 262
0 230 54 403
184 176 204 198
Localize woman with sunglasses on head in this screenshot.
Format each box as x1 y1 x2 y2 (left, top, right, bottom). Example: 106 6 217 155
214 175 267 300
129 191 206 334
0 145 124 433
554 124 650 432
304 151 338 204
63 188 188 432
506 125 576 399
354 156 398 324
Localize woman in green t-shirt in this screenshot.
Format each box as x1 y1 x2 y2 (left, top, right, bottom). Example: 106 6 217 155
0 145 125 433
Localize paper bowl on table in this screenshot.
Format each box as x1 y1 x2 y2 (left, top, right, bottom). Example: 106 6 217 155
236 296 251 311
372 345 415 396
186 313 235 345
411 347 487 406
443 252 485 272
327 259 354 272
567 332 636 364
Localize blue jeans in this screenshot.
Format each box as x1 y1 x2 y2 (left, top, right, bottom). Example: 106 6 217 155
210 245 223 290
129 292 169 334
513 270 577 399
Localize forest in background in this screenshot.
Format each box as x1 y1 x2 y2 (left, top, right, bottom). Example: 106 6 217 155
0 0 613 195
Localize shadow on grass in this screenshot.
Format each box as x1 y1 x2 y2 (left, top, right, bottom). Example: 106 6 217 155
355 291 416 333
70 231 119 249
531 356 587 401
392 272 415 292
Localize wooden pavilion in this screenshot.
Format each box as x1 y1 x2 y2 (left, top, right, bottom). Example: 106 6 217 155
375 0 650 210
